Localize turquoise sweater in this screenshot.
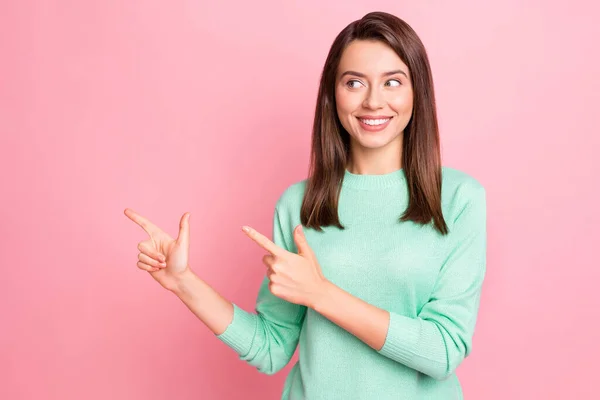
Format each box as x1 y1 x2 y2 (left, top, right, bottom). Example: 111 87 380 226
217 167 487 399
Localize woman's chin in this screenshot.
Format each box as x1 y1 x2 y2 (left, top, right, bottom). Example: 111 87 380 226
354 138 392 150
348 125 403 150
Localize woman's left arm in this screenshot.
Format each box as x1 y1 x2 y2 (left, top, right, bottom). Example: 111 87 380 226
313 185 487 380
243 184 486 381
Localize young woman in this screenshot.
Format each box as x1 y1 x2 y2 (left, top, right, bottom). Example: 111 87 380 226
125 11 486 400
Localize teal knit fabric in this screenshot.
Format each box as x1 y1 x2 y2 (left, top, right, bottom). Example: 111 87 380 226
216 166 487 399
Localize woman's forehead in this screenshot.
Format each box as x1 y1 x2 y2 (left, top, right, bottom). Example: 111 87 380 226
337 40 410 79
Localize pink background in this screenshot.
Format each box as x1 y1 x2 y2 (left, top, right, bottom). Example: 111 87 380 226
2 1 599 399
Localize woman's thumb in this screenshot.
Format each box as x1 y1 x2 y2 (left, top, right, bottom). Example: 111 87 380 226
177 212 190 247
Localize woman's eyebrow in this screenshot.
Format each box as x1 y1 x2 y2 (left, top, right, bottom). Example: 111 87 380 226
339 69 408 79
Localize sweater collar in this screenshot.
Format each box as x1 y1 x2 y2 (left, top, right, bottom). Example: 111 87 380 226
342 168 406 189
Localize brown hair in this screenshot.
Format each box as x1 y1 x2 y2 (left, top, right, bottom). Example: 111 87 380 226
300 11 449 235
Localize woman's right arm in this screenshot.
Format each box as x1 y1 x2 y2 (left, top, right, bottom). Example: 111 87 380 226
208 206 307 375
170 269 234 335
171 265 307 376
125 203 306 375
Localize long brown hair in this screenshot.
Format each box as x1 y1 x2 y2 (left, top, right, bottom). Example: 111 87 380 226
300 11 449 235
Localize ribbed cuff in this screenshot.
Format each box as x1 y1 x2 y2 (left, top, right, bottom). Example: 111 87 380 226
377 311 421 364
215 303 258 357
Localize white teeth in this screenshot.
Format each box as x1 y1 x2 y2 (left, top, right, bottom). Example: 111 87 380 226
360 118 390 126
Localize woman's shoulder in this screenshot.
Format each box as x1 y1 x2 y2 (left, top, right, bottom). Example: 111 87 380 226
274 178 308 214
441 166 486 208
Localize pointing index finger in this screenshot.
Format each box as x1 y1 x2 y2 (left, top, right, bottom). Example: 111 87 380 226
124 208 159 235
242 226 283 257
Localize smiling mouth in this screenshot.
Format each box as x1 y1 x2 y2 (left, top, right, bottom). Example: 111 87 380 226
357 117 392 126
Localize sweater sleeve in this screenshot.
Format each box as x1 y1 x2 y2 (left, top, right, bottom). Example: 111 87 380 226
215 207 307 375
377 184 487 380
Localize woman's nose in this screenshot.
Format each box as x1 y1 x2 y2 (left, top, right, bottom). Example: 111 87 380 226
362 88 385 110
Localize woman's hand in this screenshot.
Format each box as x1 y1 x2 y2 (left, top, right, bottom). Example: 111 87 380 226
242 224 330 309
124 208 191 292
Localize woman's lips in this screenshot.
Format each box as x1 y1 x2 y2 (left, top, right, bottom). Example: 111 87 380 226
357 116 392 132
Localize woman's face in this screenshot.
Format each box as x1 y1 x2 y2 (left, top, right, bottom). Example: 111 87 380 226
335 40 414 153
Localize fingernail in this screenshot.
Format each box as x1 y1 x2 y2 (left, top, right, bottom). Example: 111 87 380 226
160 262 167 267
242 226 250 233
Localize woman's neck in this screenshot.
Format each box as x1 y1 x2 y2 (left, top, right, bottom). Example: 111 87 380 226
347 141 403 175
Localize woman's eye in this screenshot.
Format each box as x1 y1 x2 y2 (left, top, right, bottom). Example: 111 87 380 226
346 80 363 89
386 79 401 87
